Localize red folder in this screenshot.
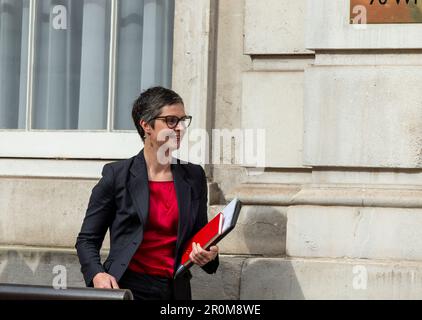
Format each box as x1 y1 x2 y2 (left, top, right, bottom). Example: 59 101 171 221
180 212 224 268
174 198 242 279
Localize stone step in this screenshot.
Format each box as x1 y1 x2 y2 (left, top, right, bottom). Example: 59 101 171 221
0 246 86 288
240 257 422 300
287 205 422 261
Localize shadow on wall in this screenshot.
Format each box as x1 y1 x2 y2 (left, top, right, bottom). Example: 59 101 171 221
0 249 85 287
208 204 288 257
190 256 306 300
241 206 287 257
204 204 305 299
239 258 305 300
190 255 248 300
239 206 305 299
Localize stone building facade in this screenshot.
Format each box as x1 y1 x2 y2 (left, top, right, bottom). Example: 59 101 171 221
2 0 422 299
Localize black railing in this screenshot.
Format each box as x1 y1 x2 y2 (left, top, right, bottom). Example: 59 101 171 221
0 283 133 300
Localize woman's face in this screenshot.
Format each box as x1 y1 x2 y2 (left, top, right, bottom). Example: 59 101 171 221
145 103 187 151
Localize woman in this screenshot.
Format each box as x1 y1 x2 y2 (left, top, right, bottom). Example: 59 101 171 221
75 87 219 300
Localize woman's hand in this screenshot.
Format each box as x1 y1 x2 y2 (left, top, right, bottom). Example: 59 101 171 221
189 242 218 267
93 272 120 289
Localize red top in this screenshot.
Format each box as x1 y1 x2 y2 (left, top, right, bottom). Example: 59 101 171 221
128 181 179 278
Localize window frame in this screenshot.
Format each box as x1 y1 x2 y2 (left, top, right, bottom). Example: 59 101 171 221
0 0 215 178
0 0 167 160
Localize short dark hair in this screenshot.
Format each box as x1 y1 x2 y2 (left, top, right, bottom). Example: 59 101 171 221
132 86 184 141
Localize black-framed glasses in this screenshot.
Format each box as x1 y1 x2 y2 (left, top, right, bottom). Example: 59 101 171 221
151 115 192 129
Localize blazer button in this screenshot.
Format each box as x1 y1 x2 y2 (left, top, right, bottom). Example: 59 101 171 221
121 263 126 267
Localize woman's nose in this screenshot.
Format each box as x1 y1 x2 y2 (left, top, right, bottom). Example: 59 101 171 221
175 121 186 131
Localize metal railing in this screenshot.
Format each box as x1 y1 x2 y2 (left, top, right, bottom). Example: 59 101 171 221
0 283 133 300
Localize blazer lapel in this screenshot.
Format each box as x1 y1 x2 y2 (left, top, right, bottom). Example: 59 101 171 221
128 150 149 227
171 159 193 262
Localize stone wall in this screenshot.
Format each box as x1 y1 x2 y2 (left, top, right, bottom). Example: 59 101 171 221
2 0 422 300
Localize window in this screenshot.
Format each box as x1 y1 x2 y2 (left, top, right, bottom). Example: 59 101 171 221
0 0 29 130
115 0 174 130
0 0 174 156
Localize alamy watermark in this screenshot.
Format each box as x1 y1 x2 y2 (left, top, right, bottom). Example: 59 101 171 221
52 265 67 290
51 5 67 30
156 128 267 171
352 265 368 291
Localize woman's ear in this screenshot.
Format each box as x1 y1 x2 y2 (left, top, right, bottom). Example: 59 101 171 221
140 119 151 136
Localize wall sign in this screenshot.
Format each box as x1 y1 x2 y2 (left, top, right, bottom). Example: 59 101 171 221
350 0 422 24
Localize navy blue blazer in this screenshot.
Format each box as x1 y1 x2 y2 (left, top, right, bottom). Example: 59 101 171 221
75 149 219 299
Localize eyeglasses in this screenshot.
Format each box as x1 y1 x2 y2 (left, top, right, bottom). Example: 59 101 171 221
151 115 192 129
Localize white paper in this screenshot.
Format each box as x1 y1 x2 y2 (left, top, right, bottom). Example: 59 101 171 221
221 198 239 233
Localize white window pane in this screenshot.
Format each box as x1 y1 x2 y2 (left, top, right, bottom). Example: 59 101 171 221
32 0 111 130
0 0 29 129
114 0 174 130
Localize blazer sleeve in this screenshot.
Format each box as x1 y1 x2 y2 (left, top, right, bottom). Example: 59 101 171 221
75 163 116 286
193 165 219 274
